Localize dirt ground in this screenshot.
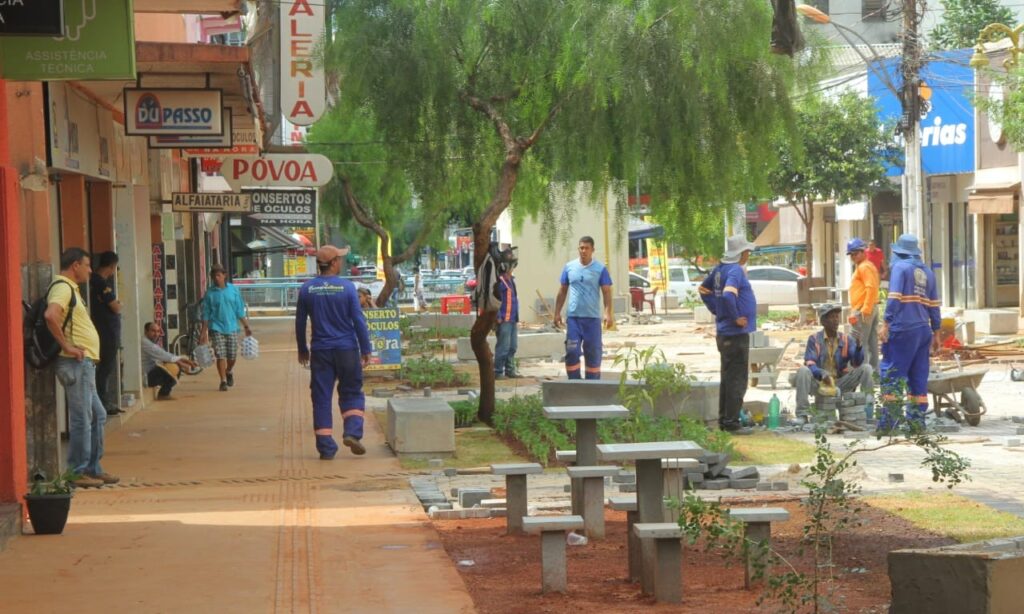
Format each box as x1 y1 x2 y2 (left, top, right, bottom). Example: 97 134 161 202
433 498 956 613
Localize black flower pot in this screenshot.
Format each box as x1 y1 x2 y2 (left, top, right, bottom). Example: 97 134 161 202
24 493 72 535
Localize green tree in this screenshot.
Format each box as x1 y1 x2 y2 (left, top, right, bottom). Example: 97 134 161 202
328 0 812 422
769 92 896 281
930 0 1016 50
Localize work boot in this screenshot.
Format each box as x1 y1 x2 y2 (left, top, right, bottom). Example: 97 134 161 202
87 472 120 485
70 476 104 489
343 436 366 455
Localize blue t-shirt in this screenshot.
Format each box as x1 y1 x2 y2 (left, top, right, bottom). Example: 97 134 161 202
295 276 372 354
698 263 756 336
201 284 247 334
560 259 612 319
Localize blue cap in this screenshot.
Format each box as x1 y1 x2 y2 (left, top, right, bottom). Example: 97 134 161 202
846 238 867 254
891 233 921 257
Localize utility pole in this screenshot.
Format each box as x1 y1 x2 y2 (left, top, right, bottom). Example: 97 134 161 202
900 0 926 252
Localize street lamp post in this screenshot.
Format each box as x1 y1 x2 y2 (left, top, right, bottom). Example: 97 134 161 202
796 4 926 249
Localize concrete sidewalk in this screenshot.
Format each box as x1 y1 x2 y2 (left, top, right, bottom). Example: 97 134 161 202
0 319 474 614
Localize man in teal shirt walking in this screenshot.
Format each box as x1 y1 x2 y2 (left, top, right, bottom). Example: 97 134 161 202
201 263 252 392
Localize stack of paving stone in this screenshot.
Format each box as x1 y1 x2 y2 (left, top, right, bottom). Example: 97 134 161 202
660 452 761 490
837 392 870 429
409 476 451 512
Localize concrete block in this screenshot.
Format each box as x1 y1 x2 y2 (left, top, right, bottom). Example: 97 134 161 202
457 332 564 361
889 473 904 483
889 536 1024 614
1012 416 1024 424
386 398 455 456
756 482 772 491
693 304 715 323
708 459 730 478
657 294 679 310
704 478 730 490
372 388 394 398
563 484 571 493
619 483 637 493
555 450 577 463
429 508 491 520
685 472 705 484
1017 427 1024 436
1006 438 1022 448
730 478 759 489
771 481 790 491
964 309 1018 335
728 508 790 523
613 471 636 484
730 466 759 480
458 488 492 508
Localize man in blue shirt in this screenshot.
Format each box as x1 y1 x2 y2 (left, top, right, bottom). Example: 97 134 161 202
879 234 940 428
793 304 873 417
494 269 520 379
200 263 251 392
296 245 373 460
553 236 613 379
699 235 758 434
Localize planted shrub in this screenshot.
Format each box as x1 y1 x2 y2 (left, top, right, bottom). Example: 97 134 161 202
401 357 470 388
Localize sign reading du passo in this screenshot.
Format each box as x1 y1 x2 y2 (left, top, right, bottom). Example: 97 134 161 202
868 50 974 176
123 88 223 136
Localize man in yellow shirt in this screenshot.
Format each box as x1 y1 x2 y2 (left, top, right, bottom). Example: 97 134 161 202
846 238 880 370
44 248 119 488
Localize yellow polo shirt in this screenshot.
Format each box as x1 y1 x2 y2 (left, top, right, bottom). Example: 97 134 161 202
47 274 100 361
849 260 880 316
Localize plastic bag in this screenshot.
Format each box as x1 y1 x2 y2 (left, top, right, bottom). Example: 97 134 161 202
194 343 215 368
241 335 259 360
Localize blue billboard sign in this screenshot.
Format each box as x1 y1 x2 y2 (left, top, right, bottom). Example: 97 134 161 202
364 307 402 371
868 49 975 176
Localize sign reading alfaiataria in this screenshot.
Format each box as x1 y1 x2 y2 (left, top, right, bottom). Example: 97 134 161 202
171 192 252 213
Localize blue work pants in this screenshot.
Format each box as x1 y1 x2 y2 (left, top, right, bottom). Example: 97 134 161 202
310 349 365 456
565 317 602 379
880 325 933 425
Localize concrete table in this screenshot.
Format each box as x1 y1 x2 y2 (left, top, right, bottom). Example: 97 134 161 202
544 405 629 514
523 516 585 593
597 441 704 594
491 463 543 534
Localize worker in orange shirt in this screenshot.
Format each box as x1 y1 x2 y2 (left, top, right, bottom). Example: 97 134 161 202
847 238 880 370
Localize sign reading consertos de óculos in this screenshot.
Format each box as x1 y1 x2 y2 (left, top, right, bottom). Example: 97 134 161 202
0 0 135 80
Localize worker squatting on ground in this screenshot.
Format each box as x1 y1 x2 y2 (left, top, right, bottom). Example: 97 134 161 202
553 236 614 380
846 237 880 371
879 233 941 428
699 235 758 434
295 245 373 460
793 304 873 417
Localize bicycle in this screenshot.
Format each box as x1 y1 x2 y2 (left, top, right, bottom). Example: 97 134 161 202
169 302 205 376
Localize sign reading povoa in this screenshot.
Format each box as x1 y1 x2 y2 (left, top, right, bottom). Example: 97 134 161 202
242 189 316 227
220 154 333 190
125 89 223 136
172 192 252 213
0 0 135 80
0 0 63 36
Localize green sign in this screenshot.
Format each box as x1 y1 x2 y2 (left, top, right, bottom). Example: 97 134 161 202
0 0 135 80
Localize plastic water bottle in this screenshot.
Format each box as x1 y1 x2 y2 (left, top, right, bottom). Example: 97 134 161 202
768 394 781 430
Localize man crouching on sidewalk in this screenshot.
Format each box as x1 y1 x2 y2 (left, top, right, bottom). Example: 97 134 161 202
794 304 873 418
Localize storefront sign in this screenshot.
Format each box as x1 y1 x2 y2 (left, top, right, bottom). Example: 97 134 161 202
125 88 223 136
241 189 317 226
364 307 402 371
0 0 135 80
869 50 975 176
220 154 333 190
281 0 326 126
171 192 252 213
182 126 259 157
0 0 63 36
150 108 233 149
152 243 167 335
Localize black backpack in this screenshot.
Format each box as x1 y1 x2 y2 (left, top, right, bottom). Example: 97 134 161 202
23 280 76 370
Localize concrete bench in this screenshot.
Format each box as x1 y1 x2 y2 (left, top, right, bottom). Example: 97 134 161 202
609 496 640 582
491 463 543 534
728 507 790 588
565 466 619 539
386 398 455 458
633 523 686 603
523 516 586 594
661 458 701 522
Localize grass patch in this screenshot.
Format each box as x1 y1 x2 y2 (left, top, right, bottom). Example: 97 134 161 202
730 431 816 464
865 491 1024 543
400 428 526 470
762 309 800 323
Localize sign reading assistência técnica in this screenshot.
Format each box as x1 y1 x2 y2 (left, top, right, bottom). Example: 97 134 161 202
172 192 252 213
0 0 64 36
0 0 135 80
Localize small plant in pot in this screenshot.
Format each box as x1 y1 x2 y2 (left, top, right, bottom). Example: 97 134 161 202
24 470 78 535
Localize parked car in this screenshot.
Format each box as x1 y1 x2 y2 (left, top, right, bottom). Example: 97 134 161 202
745 265 803 305
629 272 651 288
666 265 705 302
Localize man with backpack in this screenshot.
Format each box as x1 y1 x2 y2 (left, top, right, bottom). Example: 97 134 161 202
45 248 119 488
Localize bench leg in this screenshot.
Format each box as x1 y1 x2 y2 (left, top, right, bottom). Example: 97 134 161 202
662 468 683 522
540 530 569 593
505 474 528 535
743 522 772 589
570 476 583 516
626 510 640 582
581 477 605 539
636 458 664 595
653 538 683 603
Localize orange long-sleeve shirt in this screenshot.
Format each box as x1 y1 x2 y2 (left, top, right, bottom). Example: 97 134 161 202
849 259 879 316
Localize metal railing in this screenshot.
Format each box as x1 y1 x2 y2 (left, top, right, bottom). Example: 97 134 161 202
235 275 472 309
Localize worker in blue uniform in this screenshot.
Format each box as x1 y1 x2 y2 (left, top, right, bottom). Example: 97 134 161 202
699 235 758 434
296 245 373 460
553 236 614 380
879 233 940 429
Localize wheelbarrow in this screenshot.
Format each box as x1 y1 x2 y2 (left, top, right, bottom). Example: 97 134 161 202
748 337 797 389
926 369 987 426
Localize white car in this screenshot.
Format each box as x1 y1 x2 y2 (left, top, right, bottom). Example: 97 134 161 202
745 265 803 305
666 265 705 302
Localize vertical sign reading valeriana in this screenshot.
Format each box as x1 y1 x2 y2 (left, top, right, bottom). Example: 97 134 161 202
281 0 326 126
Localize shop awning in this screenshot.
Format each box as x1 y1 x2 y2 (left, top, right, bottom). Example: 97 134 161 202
968 192 1017 214
754 215 780 247
628 220 664 241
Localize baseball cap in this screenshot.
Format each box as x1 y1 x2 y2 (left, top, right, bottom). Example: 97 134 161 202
315 245 343 265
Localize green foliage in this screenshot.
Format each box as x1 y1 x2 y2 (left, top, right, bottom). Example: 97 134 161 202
492 394 574 465
450 398 479 427
28 469 80 496
979 66 1024 152
401 357 470 388
930 0 1016 50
